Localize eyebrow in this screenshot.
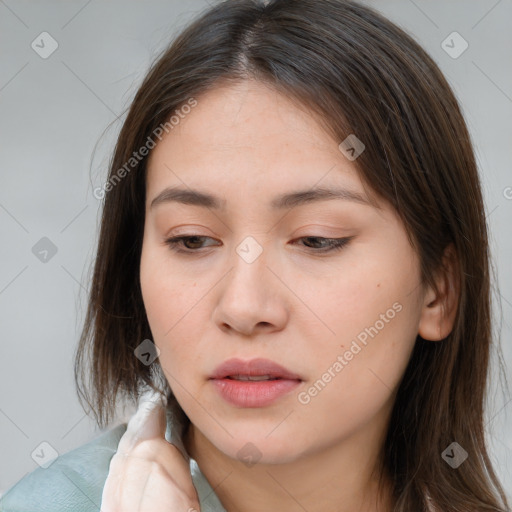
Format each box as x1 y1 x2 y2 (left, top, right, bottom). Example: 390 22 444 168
150 185 373 211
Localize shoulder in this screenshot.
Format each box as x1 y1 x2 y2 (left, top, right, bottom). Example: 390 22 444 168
0 423 127 512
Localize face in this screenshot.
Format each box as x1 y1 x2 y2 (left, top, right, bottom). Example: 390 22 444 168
140 79 427 465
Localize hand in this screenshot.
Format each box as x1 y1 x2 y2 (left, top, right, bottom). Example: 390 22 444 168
100 388 201 512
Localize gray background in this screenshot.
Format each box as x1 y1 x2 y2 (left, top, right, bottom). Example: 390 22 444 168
1 0 511 501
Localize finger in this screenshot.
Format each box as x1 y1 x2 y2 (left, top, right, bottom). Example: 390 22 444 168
117 388 168 454
101 390 168 511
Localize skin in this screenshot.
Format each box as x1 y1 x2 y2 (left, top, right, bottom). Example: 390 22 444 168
139 79 458 512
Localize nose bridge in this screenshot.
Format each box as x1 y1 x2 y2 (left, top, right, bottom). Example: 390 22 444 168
226 234 270 298
212 233 287 334
235 234 266 267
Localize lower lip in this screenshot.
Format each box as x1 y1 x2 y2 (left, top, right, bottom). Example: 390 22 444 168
210 378 301 407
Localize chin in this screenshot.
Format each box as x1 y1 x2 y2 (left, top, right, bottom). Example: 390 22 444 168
214 432 306 466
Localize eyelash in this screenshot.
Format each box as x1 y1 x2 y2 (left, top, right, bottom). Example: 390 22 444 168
163 235 353 255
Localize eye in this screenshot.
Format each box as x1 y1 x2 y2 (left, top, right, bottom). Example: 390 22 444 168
164 235 218 253
164 235 353 255
297 236 353 253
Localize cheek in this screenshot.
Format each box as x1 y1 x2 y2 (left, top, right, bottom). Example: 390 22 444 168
141 249 224 393
140 237 198 334
294 249 421 412
141 275 206 395
295 253 410 343
140 248 202 370
293 303 418 447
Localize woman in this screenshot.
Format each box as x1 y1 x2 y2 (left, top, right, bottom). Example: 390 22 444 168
1 0 509 511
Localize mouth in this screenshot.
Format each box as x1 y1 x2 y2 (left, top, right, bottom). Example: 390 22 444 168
224 375 283 381
209 357 303 382
209 359 302 408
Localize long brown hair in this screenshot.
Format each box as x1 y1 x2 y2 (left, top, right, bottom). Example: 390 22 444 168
75 0 510 510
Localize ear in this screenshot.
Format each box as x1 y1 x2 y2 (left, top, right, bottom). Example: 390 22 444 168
418 243 460 341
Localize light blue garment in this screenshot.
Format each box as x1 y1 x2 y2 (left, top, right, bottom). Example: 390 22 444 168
0 398 227 512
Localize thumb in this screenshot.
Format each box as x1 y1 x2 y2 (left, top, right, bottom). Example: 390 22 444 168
118 388 168 454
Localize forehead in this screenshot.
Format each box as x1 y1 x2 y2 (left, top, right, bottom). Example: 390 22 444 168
148 80 343 166
145 80 376 210
175 79 336 145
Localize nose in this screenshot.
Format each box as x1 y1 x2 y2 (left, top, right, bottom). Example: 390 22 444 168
212 242 289 337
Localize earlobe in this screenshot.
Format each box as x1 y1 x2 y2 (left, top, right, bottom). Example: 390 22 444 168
418 243 460 342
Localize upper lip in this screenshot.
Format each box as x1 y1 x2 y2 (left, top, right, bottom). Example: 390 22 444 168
210 358 302 380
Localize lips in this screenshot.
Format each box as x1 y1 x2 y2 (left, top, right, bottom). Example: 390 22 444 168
209 357 302 408
209 357 302 381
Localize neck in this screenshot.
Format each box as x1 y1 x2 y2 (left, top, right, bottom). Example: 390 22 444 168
183 418 395 512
